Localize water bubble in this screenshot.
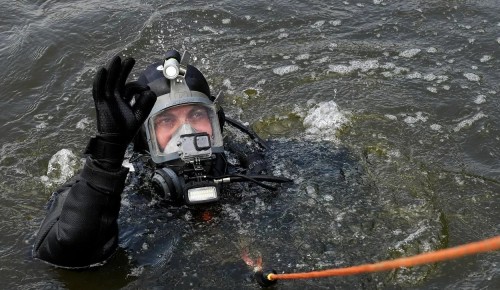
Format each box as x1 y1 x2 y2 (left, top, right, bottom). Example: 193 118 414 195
222 19 230 24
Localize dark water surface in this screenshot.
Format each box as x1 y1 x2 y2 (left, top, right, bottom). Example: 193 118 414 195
1 0 499 289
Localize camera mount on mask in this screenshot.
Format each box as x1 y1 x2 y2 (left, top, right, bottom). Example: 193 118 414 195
144 50 292 205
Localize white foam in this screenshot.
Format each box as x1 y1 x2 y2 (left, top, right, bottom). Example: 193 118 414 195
41 149 83 188
436 75 448 83
427 47 437 53
303 101 349 142
423 73 437 81
328 59 379 74
36 122 47 129
381 63 396 69
453 112 487 132
427 87 437 93
474 95 486 104
373 0 383 4
272 65 299 75
295 53 310 60
480 55 492 62
385 114 398 120
278 33 288 39
222 18 230 24
430 124 442 131
329 20 342 26
399 48 421 58
394 223 429 249
244 64 262 69
351 59 379 71
464 72 480 82
328 64 354 74
201 26 220 34
311 20 325 28
76 117 91 129
406 72 422 79
222 78 234 90
403 112 428 125
312 56 329 64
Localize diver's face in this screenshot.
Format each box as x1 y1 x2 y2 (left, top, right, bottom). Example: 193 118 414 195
153 104 213 151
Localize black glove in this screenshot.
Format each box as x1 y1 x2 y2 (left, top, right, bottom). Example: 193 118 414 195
85 56 156 170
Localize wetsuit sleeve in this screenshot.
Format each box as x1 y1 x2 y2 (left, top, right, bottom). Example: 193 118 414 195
33 157 128 268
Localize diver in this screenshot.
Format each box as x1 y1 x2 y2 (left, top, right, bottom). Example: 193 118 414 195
32 50 290 268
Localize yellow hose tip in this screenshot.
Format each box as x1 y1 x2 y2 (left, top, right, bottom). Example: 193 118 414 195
255 270 278 287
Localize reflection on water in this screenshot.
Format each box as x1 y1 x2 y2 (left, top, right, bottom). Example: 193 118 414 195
0 0 499 289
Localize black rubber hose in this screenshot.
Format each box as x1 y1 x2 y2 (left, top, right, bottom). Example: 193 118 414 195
245 175 293 183
225 116 269 150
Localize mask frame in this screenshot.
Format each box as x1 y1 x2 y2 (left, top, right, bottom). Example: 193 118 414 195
144 52 224 165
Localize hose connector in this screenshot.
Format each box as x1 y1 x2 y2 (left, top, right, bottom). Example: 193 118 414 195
254 269 277 287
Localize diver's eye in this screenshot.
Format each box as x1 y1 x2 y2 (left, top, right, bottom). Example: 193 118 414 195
188 108 209 122
154 115 177 129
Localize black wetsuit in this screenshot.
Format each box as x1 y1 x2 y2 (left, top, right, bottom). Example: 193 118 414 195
33 157 129 268
33 134 265 269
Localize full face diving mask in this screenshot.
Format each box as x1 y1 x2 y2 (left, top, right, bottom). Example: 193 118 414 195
144 51 225 205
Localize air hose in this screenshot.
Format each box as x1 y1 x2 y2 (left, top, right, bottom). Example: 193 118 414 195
207 174 292 191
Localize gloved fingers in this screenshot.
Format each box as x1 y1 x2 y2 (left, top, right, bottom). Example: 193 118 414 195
105 55 122 99
123 81 149 102
92 67 108 102
117 57 136 97
132 90 157 122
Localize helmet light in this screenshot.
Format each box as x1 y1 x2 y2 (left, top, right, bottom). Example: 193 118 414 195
163 58 180 79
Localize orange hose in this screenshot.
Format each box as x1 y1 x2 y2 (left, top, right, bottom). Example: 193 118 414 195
268 235 500 281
